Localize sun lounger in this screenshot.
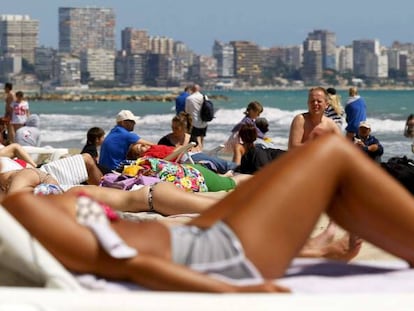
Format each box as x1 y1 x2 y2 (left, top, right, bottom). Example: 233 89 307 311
0 205 83 290
23 146 69 165
1 202 414 308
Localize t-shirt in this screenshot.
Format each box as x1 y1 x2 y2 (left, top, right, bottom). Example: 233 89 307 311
185 91 207 129
11 101 29 125
99 125 140 170
175 92 189 115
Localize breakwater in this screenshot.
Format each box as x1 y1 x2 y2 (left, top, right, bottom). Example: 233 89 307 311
26 93 229 102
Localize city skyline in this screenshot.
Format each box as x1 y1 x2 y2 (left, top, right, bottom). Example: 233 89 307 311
4 0 414 54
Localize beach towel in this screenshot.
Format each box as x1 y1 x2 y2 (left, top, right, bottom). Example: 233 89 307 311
145 158 208 192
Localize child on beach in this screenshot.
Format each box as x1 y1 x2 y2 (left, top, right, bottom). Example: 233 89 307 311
81 127 105 162
81 127 110 174
223 101 264 153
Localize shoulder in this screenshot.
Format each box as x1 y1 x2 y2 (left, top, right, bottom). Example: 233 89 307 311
292 113 307 124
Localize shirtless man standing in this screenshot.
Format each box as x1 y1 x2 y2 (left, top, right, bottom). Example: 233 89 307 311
3 82 15 143
288 87 341 149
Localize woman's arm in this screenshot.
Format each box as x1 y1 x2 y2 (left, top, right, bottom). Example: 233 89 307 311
137 138 155 146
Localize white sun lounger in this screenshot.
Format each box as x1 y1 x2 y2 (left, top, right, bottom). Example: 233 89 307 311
0 205 83 290
22 146 69 164
1 204 414 310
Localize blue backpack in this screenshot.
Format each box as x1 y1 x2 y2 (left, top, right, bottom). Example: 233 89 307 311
200 94 215 122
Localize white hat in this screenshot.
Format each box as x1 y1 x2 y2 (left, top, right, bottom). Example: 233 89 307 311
359 121 371 129
116 110 140 123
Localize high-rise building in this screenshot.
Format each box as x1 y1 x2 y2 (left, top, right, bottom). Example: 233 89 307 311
230 41 261 80
115 50 145 86
121 28 149 54
149 36 174 55
302 39 322 83
0 15 39 64
57 54 81 87
80 49 115 82
58 7 115 57
353 39 384 78
307 30 336 70
212 40 234 78
35 47 58 81
336 45 353 73
284 45 303 70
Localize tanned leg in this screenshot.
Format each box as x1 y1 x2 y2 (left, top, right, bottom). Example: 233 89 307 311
190 134 414 278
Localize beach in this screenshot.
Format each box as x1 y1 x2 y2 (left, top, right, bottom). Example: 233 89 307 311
28 89 414 162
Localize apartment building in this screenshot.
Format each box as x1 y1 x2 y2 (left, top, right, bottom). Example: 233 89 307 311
0 14 39 64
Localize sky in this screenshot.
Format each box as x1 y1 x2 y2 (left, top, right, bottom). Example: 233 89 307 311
4 0 414 55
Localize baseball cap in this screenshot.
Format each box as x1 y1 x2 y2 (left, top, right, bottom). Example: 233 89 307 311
116 110 140 123
359 121 371 129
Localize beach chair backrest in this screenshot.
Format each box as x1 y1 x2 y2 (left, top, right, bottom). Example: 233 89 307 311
0 206 84 290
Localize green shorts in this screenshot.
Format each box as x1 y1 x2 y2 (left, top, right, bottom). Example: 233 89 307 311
189 164 236 192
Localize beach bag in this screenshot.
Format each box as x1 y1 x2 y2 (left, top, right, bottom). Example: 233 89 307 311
100 173 160 191
200 94 215 122
381 156 414 194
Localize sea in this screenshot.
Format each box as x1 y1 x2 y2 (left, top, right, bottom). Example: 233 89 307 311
31 89 414 161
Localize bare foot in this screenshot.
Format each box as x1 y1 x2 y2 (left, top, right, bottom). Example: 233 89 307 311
306 221 337 250
320 234 362 262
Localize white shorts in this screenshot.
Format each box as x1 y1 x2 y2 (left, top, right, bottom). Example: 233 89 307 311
170 221 263 284
40 154 88 186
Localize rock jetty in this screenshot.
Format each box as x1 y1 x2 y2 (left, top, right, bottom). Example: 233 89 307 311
26 93 228 102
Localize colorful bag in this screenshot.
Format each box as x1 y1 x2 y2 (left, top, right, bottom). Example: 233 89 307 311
100 173 160 191
145 158 208 192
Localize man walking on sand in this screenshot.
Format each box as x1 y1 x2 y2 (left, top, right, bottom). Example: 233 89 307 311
288 87 341 150
185 84 208 149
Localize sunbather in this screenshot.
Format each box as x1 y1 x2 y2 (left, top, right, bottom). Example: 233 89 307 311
4 134 413 293
124 143 247 192
0 142 37 168
0 153 102 197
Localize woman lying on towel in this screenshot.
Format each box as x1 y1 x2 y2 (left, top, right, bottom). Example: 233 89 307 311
4 134 414 292
125 143 249 192
0 153 103 197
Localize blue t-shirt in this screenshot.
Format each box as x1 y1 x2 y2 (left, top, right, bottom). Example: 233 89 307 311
99 125 140 170
175 91 190 115
345 97 367 134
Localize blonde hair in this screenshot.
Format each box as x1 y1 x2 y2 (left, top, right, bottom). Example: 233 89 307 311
328 94 344 115
349 87 358 97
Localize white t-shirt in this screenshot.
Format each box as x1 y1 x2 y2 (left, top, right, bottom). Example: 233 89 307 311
185 92 207 129
11 100 30 125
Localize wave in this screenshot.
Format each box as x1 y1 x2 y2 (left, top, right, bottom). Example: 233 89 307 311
37 106 411 160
